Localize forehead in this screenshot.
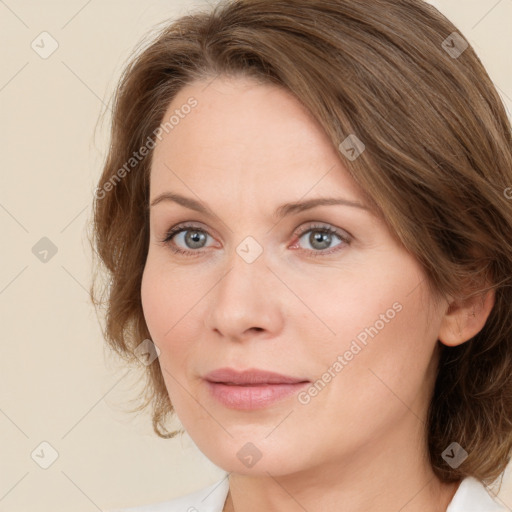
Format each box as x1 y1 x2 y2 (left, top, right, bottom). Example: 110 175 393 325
149 76 366 206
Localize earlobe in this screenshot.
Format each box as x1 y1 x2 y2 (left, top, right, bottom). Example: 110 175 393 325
437 287 495 347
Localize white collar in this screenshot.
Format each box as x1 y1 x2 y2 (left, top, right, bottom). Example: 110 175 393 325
446 476 507 511
110 474 507 511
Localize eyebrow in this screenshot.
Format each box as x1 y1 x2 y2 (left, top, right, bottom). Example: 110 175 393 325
150 192 371 219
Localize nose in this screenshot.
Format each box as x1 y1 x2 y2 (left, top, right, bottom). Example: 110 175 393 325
204 250 285 342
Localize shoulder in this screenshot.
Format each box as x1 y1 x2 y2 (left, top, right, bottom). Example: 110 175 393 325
106 476 229 512
447 476 508 512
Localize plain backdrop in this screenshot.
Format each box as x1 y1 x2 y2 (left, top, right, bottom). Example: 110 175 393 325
1 1 511 510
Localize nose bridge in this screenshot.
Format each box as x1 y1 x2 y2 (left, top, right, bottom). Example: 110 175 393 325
218 231 269 298
205 241 283 338
216 244 268 313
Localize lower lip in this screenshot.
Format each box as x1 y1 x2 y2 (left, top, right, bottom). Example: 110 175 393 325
205 380 310 410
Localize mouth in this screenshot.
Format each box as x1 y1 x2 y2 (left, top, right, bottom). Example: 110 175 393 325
204 381 310 410
204 367 309 385
203 367 310 410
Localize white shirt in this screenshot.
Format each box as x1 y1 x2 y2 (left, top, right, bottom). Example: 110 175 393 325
108 474 508 511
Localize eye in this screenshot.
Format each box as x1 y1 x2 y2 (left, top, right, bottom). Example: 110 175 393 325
159 223 215 256
290 223 351 256
159 221 351 257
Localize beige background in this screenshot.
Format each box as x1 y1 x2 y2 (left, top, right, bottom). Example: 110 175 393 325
1 0 511 510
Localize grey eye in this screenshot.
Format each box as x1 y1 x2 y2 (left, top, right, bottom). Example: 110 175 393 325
298 229 342 251
175 229 210 249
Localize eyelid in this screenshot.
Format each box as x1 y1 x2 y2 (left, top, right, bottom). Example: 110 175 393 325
293 222 351 241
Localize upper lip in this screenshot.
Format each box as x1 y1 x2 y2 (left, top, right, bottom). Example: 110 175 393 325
204 368 309 385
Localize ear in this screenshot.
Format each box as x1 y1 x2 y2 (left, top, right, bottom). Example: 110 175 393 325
438 286 495 347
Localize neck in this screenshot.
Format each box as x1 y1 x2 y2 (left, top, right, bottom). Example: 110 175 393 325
221 418 461 512
223 470 460 512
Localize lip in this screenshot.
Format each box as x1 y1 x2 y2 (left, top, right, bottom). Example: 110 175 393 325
203 368 310 410
204 367 308 385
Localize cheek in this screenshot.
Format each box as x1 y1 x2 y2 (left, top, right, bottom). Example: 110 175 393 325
292 300 438 460
301 257 438 402
326 294 436 423
141 264 189 406
141 254 194 336
140 262 185 365
140 264 165 340
140 259 204 374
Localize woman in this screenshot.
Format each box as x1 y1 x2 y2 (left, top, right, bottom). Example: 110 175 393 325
90 0 512 510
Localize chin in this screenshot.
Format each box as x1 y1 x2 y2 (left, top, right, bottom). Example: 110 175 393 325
192 434 310 477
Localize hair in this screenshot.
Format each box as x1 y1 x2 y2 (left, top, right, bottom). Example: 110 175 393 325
89 0 512 487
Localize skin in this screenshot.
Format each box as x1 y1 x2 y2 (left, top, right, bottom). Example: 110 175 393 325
140 75 495 512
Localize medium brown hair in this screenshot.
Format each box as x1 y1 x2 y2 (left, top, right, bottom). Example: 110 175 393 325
89 0 512 486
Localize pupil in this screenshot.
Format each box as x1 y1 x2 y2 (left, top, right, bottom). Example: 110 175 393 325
310 231 331 250
186 230 206 248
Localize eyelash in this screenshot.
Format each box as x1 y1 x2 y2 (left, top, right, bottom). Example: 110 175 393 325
159 222 351 257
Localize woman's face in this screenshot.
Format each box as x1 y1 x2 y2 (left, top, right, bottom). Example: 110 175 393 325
141 75 446 476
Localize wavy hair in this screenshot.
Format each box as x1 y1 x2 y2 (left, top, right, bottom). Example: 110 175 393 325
89 0 512 486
